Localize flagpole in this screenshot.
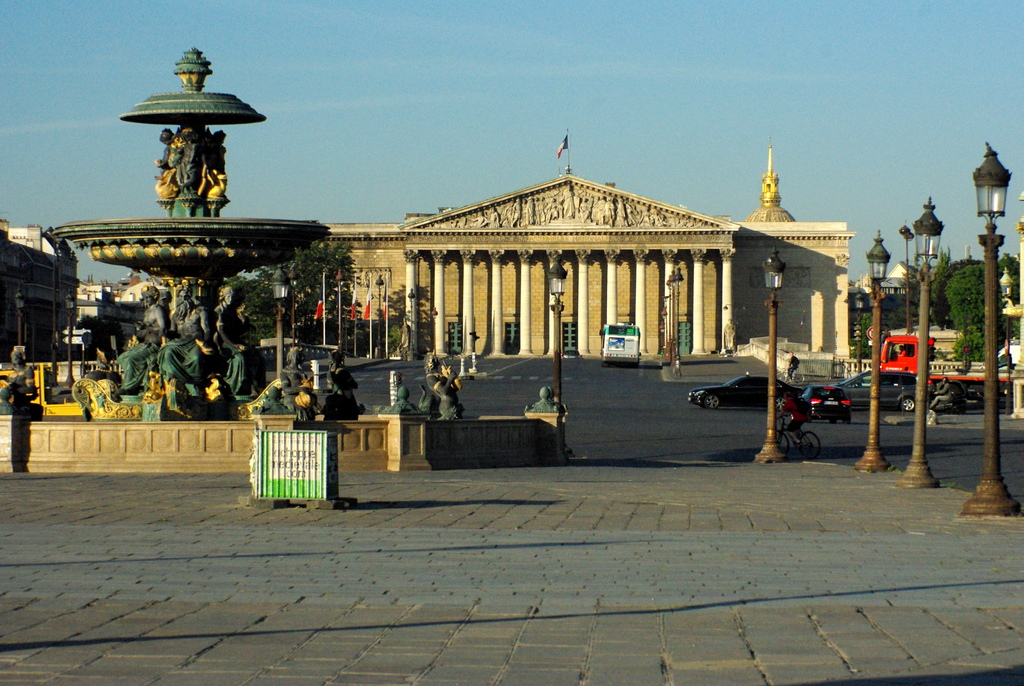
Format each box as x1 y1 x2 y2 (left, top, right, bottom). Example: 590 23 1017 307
384 272 390 359
321 271 327 346
565 129 571 175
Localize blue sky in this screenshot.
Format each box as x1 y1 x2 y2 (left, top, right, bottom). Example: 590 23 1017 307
3 1 1024 282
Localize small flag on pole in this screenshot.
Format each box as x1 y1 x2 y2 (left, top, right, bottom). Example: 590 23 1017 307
557 134 569 159
314 288 324 320
350 288 358 320
362 286 372 320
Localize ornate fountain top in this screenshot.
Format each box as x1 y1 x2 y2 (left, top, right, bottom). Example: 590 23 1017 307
120 48 265 126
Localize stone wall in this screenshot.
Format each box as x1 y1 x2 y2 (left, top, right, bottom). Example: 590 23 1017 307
1 413 565 473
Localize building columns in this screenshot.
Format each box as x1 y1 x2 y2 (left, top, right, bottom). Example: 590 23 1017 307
461 249 475 355
576 250 591 355
605 249 620 325
691 249 707 354
634 250 649 354
489 250 503 355
431 250 445 355
518 250 533 355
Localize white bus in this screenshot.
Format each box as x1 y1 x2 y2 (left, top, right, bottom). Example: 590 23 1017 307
601 323 641 367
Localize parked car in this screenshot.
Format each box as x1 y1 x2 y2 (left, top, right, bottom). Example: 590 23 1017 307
800 385 851 424
688 376 802 409
834 371 917 411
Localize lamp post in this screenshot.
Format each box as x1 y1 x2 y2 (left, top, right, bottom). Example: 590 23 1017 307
375 274 385 359
288 268 297 343
14 287 25 348
407 288 416 360
899 225 914 333
335 269 344 351
548 260 567 407
855 232 892 473
898 200 944 488
272 267 290 381
666 268 683 371
961 144 1021 515
1001 268 1015 417
64 292 76 387
755 248 786 464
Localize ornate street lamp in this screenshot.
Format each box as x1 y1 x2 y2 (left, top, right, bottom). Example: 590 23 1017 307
64 292 76 387
856 233 892 472
1001 268 1015 417
288 268 298 342
272 267 290 380
666 268 683 371
548 260 567 408
755 248 786 463
335 269 344 351
407 288 417 360
899 225 914 333
375 274 385 359
961 144 1020 515
14 287 25 348
898 200 944 488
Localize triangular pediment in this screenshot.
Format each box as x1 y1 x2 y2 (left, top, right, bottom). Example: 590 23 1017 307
402 176 737 232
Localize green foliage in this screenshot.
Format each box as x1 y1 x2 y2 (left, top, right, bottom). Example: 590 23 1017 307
225 240 353 343
946 263 985 362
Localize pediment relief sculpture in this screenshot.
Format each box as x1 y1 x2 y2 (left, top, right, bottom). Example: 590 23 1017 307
409 179 728 232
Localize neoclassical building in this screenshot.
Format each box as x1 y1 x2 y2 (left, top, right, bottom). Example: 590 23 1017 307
329 150 852 359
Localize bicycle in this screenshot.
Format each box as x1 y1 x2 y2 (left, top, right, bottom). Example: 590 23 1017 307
775 413 821 459
783 368 804 385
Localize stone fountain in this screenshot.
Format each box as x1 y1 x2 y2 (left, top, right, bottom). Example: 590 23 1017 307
51 49 327 421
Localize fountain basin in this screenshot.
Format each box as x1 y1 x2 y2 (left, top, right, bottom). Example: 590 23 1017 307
53 217 327 279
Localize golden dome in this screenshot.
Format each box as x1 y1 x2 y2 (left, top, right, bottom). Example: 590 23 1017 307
745 145 795 222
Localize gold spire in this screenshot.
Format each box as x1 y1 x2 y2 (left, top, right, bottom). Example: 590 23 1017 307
746 144 795 222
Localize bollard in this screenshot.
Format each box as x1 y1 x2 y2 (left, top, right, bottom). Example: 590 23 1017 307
469 351 478 374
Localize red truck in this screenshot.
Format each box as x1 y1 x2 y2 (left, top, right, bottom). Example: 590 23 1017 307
878 334 1009 392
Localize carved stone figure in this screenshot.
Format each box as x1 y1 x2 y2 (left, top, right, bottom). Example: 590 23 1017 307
723 321 736 352
378 385 419 415
116 285 168 396
215 285 264 399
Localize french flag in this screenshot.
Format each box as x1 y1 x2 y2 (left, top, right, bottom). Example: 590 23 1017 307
314 289 324 320
362 286 372 320
557 134 568 159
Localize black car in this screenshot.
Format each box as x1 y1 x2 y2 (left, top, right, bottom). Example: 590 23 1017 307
800 385 851 423
688 375 802 409
834 371 917 411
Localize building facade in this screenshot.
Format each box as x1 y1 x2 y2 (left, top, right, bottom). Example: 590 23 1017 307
330 155 852 359
1 222 79 364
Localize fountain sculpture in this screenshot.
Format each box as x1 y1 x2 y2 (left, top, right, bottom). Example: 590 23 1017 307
51 49 327 421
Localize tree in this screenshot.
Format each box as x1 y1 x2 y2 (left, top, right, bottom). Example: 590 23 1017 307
946 263 985 362
225 240 354 344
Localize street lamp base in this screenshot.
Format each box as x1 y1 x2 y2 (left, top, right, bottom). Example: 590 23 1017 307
959 480 1021 516
754 441 787 464
896 461 939 488
854 447 890 473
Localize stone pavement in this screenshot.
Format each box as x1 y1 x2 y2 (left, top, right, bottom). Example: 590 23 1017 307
1 461 1024 685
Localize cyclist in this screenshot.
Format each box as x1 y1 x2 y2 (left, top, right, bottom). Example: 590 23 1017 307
786 353 800 381
781 391 810 441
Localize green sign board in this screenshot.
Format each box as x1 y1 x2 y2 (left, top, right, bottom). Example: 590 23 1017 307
251 430 338 500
